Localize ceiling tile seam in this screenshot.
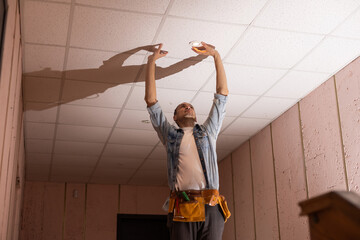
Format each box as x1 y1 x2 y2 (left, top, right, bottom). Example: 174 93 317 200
86 83 141 182
53 102 124 110
250 25 327 37
189 0 275 104
219 31 332 135
126 141 163 184
26 0 70 5
74 2 166 17
222 61 289 71
328 34 360 41
328 3 360 36
47 0 76 181
166 14 249 27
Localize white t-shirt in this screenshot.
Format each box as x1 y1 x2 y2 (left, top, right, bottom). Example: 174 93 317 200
175 127 206 191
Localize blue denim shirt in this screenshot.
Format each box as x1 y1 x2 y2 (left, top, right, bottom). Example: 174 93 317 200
147 94 228 191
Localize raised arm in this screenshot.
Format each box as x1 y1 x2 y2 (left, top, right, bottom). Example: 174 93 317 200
144 44 168 107
192 42 229 96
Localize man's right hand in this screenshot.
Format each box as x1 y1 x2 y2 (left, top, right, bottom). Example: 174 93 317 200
148 43 168 62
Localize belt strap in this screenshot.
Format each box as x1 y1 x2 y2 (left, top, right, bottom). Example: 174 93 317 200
170 189 219 205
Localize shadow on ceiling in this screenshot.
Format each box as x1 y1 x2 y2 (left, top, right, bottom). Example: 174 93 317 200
23 44 208 111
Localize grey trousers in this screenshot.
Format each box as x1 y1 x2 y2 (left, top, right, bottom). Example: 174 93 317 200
167 205 225 240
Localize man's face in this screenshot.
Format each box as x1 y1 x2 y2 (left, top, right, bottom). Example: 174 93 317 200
173 102 197 122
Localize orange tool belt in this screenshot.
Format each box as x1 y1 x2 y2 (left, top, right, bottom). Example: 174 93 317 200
168 189 231 223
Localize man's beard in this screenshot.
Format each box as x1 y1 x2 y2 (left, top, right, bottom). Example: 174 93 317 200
184 114 195 119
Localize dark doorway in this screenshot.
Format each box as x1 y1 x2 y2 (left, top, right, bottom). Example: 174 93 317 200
117 214 170 240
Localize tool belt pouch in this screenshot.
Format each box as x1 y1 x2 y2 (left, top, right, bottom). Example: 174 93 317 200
218 195 231 223
170 197 205 222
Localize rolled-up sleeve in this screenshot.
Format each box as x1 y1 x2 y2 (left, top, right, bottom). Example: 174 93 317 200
147 102 171 145
203 93 228 138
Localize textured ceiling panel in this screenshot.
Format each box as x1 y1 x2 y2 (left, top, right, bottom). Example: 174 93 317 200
20 0 360 185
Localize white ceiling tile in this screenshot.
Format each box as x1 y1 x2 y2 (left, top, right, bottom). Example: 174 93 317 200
26 153 52 165
70 6 162 51
265 71 330 98
23 44 65 78
24 103 58 123
76 0 170 14
156 17 247 59
54 141 105 156
50 175 89 183
26 139 54 154
26 163 50 178
65 47 144 83
23 1 70 45
191 92 258 117
226 27 323 69
170 0 267 24
217 149 232 161
254 0 360 34
116 109 156 130
217 134 249 150
92 167 136 181
58 105 119 127
196 115 236 131
61 80 132 108
109 129 158 146
332 7 360 39
147 145 167 160
222 117 271 136
139 159 166 171
202 64 287 95
25 122 56 140
129 169 167 186
295 36 360 73
99 156 144 169
56 125 112 142
52 154 98 166
26 175 49 182
242 97 298 119
103 144 153 158
33 0 71 3
23 76 61 102
137 57 214 90
226 94 259 117
125 86 197 113
51 165 93 176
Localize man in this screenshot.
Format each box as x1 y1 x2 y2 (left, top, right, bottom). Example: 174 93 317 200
145 42 230 240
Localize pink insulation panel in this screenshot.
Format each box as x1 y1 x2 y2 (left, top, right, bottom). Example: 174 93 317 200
232 141 255 240
271 104 310 240
85 184 118 240
250 126 279 239
119 185 169 215
300 78 347 197
64 183 86 240
335 57 360 193
219 155 235 240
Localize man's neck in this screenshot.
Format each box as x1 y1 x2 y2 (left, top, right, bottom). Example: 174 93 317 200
177 119 196 128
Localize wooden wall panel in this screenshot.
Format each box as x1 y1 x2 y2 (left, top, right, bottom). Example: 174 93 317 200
299 78 347 197
250 126 279 240
64 183 86 240
134 186 169 215
20 182 46 239
219 155 235 240
232 141 255 240
119 185 137 214
272 104 309 240
335 57 360 193
85 184 118 240
42 183 65 240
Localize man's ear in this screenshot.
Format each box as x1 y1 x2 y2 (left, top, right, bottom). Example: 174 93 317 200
173 115 177 121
